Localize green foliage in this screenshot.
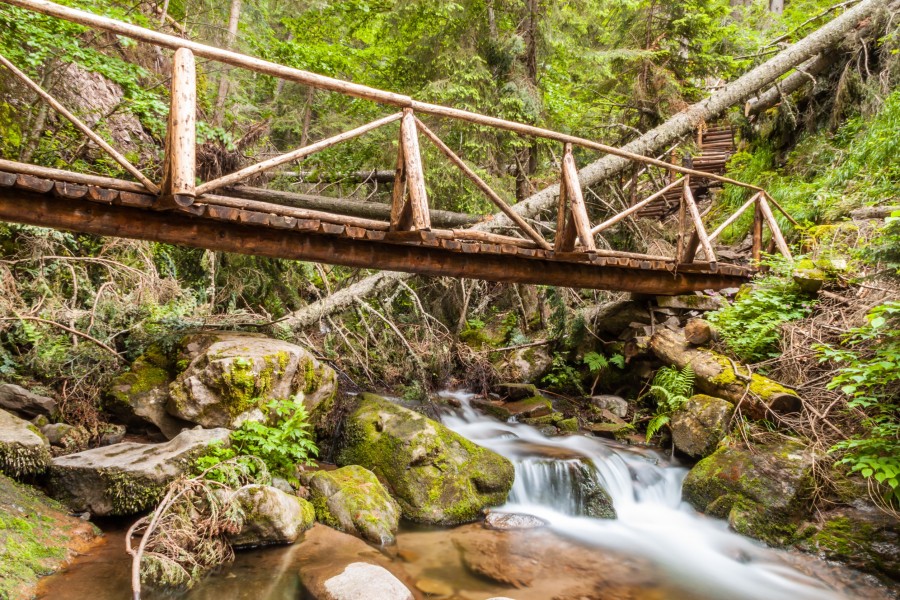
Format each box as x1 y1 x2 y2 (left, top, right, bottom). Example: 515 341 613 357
583 351 625 373
820 302 900 506
541 353 583 394
196 396 318 485
708 259 815 363
644 364 694 441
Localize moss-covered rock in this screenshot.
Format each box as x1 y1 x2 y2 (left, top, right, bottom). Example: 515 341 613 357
682 439 816 546
557 417 579 432
167 332 337 429
227 484 315 547
0 408 51 478
0 473 100 600
103 345 190 439
795 506 900 579
337 393 514 525
303 465 400 545
47 427 230 516
669 394 734 458
41 423 91 455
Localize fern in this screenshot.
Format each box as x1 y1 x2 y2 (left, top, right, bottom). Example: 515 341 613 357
644 365 695 441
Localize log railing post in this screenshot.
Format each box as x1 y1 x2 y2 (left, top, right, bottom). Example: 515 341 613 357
159 48 196 208
390 109 431 232
751 196 764 263
682 177 716 270
561 144 596 251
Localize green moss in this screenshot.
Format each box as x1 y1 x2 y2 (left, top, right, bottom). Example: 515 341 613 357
0 440 51 479
101 470 165 515
747 374 797 401
557 417 578 432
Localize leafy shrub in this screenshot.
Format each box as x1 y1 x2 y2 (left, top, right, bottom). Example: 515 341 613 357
707 261 815 363
820 302 900 506
197 396 318 485
644 365 695 441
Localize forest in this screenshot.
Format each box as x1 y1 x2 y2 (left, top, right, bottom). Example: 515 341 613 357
0 0 897 599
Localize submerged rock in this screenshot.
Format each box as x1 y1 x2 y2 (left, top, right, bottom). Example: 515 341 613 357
167 332 337 430
295 525 418 600
228 484 315 547
484 511 548 530
47 427 229 516
0 408 51 478
0 473 99 600
0 383 57 419
682 438 816 545
337 393 514 525
669 394 734 458
303 465 401 545
321 563 413 600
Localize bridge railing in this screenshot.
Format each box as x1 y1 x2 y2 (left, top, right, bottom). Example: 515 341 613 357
0 0 798 272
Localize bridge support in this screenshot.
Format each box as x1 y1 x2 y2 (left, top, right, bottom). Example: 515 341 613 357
159 48 197 209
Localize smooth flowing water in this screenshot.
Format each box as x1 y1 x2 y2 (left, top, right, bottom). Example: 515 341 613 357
37 390 893 600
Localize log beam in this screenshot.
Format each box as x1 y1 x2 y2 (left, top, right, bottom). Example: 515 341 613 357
159 48 196 208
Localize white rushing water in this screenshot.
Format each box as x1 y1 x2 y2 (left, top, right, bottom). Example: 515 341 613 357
439 390 847 600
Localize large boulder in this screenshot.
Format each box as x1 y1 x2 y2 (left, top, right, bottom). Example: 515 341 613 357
497 345 552 383
682 438 816 545
167 332 337 430
0 408 51 478
670 394 734 458
295 525 419 600
0 383 57 419
0 473 100 600
104 346 190 439
303 465 401 545
47 427 229 516
227 484 315 547
337 393 514 525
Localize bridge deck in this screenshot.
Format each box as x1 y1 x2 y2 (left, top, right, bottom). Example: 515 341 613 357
0 164 751 295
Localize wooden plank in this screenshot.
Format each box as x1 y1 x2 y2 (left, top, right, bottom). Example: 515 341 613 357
87 186 118 204
117 191 155 208
561 145 596 251
159 47 196 208
0 188 751 293
207 205 240 221
399 109 430 231
384 229 437 244
179 203 206 217
269 215 296 229
196 112 403 195
345 225 367 239
319 222 344 235
440 239 461 251
200 193 390 230
390 128 410 231
238 210 271 227
414 117 551 250
365 229 386 241
0 51 159 194
295 218 319 232
16 174 53 193
52 181 88 199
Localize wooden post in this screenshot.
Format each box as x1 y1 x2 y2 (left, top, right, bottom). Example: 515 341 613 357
159 48 196 208
676 176 689 262
752 197 764 263
561 145 596 251
682 178 716 269
390 134 409 230
399 109 430 231
554 145 577 252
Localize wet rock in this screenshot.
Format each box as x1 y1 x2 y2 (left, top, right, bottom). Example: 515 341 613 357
167 332 336 430
295 525 419 599
414 577 453 596
451 523 657 594
556 417 578 432
0 383 57 419
0 472 100 600
492 382 538 400
484 511 548 530
586 422 632 440
590 394 628 418
473 395 552 420
498 346 552 383
684 318 713 345
228 484 315 547
669 394 734 458
41 423 91 455
321 563 413 600
337 393 514 525
0 408 51 478
796 505 900 579
682 438 816 545
98 423 126 446
303 465 400 545
104 347 190 439
47 427 229 516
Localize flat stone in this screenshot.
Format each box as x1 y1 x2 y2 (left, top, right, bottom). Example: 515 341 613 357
0 383 57 419
228 484 315 547
656 294 723 311
0 408 51 478
47 427 229 516
414 577 454 596
323 563 413 600
492 382 538 400
484 511 548 530
590 395 628 418
586 422 631 440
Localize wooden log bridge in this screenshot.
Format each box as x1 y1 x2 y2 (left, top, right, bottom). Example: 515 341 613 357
0 0 798 294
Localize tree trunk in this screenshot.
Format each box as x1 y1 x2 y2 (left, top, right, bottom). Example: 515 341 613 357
213 0 242 125
745 51 840 115
649 329 802 420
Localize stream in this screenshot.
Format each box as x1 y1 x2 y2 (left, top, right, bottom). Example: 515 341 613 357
37 390 892 600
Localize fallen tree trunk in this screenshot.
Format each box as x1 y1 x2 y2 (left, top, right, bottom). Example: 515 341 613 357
220 185 482 229
649 328 802 420
281 0 884 330
744 52 841 115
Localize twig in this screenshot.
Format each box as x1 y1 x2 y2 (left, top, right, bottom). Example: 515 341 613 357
0 315 122 359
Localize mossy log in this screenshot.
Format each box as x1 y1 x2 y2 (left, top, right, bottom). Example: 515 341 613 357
649 329 801 420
